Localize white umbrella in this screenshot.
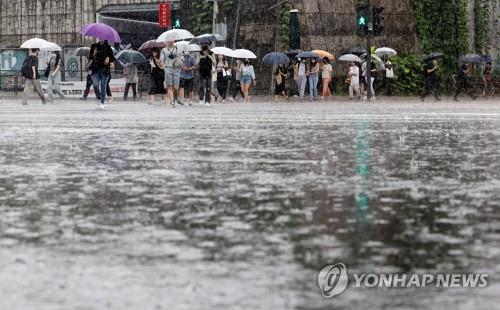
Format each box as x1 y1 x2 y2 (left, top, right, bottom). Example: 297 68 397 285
211 46 236 57
157 29 194 42
338 54 362 63
175 41 201 53
21 38 62 51
375 47 397 57
233 49 257 59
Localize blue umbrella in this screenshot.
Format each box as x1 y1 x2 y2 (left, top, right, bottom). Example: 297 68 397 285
116 50 148 64
262 52 289 65
460 54 482 63
480 55 492 63
296 51 319 59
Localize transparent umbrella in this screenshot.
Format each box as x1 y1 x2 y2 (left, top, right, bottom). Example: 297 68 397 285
157 29 194 42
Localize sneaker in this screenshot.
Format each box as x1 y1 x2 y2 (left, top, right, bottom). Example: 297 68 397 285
80 97 87 101
108 97 114 103
205 102 211 106
98 103 105 109
177 99 185 106
199 100 205 105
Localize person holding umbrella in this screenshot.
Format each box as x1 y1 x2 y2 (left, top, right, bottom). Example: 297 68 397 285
453 63 477 101
216 55 230 103
231 59 245 101
89 40 115 109
148 48 165 104
123 62 138 101
297 59 308 99
483 62 494 98
420 59 440 102
321 57 333 100
274 64 288 101
21 49 47 105
308 58 320 101
241 59 256 103
160 39 183 106
348 62 360 100
179 51 196 104
382 55 394 96
47 51 65 103
198 45 216 106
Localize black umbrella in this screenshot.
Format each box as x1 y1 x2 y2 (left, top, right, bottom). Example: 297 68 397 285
344 46 367 56
75 46 118 57
75 47 90 57
262 52 289 65
190 34 223 45
423 52 444 62
116 50 148 64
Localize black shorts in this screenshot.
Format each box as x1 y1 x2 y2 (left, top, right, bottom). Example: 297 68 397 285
359 76 367 86
180 78 194 92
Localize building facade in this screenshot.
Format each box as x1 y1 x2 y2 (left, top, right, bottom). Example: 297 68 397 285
0 0 181 48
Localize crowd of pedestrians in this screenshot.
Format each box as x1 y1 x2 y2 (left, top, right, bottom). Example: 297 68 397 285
19 45 497 106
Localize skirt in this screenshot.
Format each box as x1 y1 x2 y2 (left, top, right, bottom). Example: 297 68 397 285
149 68 165 95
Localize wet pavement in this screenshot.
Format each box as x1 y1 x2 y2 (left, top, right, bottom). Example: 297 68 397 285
0 99 499 310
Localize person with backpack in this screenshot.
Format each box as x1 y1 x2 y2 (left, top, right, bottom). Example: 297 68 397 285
179 51 196 104
47 51 65 103
198 45 215 106
22 49 47 105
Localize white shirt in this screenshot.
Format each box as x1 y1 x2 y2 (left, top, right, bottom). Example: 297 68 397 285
298 62 306 76
349 66 359 86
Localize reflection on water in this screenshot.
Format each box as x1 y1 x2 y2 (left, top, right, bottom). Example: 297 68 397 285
0 102 499 309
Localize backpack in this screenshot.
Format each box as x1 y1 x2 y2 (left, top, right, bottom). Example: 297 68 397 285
199 55 213 77
21 57 33 79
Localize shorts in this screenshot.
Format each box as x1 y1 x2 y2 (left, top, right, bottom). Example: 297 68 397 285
180 78 194 92
241 75 253 85
164 67 181 88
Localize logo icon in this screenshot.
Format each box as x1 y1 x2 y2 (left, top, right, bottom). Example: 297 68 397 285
66 57 79 78
318 263 349 298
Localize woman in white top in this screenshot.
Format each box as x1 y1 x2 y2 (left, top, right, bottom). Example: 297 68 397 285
321 58 333 99
240 59 256 103
348 62 360 100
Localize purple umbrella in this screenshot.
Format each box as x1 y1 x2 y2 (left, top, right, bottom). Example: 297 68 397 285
80 23 121 43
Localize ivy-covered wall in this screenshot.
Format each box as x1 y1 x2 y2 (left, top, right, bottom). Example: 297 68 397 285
411 0 497 72
411 0 469 72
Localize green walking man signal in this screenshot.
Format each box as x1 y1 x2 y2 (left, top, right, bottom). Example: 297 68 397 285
356 5 384 37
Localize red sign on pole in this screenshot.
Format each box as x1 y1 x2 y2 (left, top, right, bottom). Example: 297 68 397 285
159 3 171 28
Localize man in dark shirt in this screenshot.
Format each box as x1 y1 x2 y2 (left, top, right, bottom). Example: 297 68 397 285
454 64 476 101
22 49 47 105
420 60 440 102
89 40 115 109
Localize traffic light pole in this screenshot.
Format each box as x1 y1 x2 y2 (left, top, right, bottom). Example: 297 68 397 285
365 0 373 100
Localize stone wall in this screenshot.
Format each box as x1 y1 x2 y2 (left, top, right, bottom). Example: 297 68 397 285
0 0 177 48
288 0 420 55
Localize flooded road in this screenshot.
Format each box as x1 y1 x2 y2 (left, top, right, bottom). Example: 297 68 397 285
0 100 499 309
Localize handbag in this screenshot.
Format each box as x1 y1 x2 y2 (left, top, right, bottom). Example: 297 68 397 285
386 68 394 79
223 68 232 80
